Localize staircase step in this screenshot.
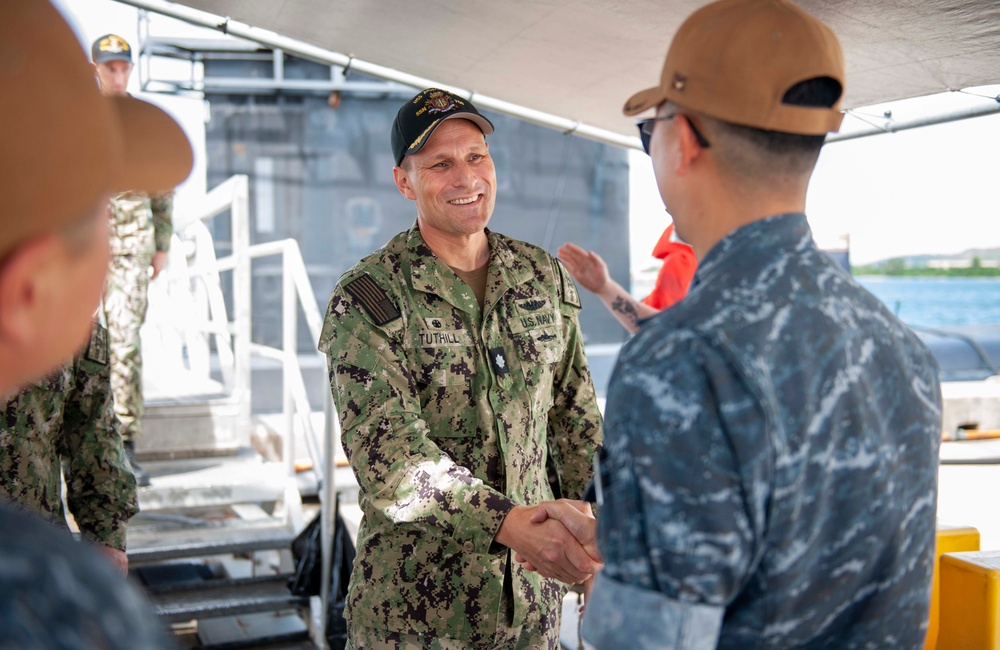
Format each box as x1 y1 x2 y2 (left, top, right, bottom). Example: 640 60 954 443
195 610 313 649
129 523 296 564
146 572 294 596
150 574 307 623
137 452 292 511
139 481 287 511
140 390 245 458
196 628 312 650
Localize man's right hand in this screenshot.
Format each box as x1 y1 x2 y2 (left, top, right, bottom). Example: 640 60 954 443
495 504 602 585
515 499 601 579
526 499 600 564
558 243 610 295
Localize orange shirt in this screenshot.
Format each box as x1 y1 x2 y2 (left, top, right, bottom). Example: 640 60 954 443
641 225 697 310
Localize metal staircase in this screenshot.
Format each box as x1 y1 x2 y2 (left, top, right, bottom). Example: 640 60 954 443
128 175 343 648
125 452 312 649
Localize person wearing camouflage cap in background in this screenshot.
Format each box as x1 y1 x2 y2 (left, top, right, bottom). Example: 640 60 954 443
319 88 604 649
93 33 176 487
1 321 138 576
0 2 191 647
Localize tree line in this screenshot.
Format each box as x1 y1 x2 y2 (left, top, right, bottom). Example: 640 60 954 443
853 256 1000 277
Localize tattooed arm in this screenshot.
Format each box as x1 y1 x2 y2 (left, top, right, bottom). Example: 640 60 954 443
558 243 659 334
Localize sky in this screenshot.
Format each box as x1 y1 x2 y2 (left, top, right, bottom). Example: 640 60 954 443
58 0 1000 269
630 91 1000 268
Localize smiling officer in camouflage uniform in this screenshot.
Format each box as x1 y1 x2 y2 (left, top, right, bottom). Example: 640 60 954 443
1 322 138 575
320 89 603 649
92 34 175 486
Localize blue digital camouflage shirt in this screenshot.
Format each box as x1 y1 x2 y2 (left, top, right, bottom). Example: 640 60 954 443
582 213 942 649
0 503 174 650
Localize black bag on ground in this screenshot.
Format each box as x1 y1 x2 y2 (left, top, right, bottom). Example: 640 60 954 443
289 496 355 649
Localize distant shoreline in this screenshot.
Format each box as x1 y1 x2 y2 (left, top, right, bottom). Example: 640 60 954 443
852 266 1000 278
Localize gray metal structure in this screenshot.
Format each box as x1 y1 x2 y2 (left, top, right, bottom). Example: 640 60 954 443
141 34 634 365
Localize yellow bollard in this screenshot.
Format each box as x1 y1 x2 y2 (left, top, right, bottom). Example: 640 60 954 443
927 524 980 649
939 550 1000 649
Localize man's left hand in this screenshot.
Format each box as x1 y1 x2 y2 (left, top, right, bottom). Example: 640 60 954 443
150 250 168 280
95 545 129 576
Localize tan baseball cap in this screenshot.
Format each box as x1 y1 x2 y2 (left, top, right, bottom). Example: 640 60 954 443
624 0 845 135
0 1 193 261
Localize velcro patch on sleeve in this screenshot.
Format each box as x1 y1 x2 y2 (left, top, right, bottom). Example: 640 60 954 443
85 324 109 365
344 274 401 326
558 261 581 308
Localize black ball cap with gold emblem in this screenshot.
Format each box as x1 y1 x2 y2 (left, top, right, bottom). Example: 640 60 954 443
91 33 132 64
391 88 494 166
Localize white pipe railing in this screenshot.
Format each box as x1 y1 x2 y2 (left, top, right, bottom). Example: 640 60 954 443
238 237 339 648
830 99 1000 143
240 237 332 482
183 176 332 488
196 175 252 436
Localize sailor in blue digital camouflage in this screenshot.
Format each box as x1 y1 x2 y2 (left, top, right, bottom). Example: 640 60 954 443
92 33 176 486
576 1 944 648
319 88 603 649
0 501 175 650
1 322 138 573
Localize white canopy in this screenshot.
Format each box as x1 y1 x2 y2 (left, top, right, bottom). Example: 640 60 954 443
132 0 1000 142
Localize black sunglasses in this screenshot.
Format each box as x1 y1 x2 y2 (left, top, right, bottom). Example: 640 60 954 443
636 114 711 154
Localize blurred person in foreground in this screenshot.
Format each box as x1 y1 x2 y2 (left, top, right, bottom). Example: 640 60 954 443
558 223 696 334
92 33 178 486
533 1 943 648
0 2 191 647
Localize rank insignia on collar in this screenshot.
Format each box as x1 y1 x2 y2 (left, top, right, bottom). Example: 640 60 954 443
489 346 509 378
424 317 447 329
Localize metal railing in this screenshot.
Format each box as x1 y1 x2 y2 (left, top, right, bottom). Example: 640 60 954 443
168 174 338 646
163 174 335 481
187 174 252 434
219 238 332 480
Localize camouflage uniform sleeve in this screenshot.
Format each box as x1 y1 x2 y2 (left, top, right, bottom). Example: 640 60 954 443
319 276 515 554
150 192 173 252
548 259 603 500
61 328 139 551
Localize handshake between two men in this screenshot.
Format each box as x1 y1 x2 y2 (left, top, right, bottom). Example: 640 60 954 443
495 499 602 600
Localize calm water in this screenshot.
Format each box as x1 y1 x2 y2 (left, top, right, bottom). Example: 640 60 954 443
632 274 1000 328
856 277 1000 328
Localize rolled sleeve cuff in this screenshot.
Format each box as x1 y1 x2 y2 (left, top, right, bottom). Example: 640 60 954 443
153 231 171 252
79 518 129 551
581 573 723 650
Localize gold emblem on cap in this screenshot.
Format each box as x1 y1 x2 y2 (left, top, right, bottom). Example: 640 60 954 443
408 118 441 152
426 90 459 114
672 73 687 91
100 35 129 53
